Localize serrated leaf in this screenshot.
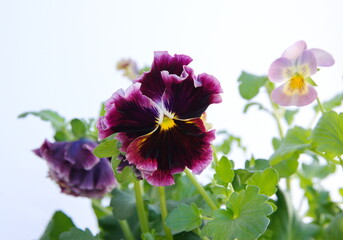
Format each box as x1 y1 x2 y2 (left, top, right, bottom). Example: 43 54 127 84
19 110 66 130
262 189 319 240
325 213 343 240
214 156 234 185
165 203 202 232
232 169 254 191
245 159 270 171
301 158 335 179
59 228 100 240
270 127 311 177
110 189 136 220
202 186 273 240
314 93 343 112
93 140 119 158
247 168 279 196
40 211 75 240
238 71 268 100
70 119 87 138
284 109 299 125
311 111 343 158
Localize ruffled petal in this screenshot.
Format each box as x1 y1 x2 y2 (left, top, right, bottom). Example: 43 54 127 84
281 40 307 61
268 58 293 82
64 139 99 170
161 66 222 119
125 118 215 186
296 50 317 76
271 83 317 107
135 51 193 102
97 83 160 140
309 48 335 67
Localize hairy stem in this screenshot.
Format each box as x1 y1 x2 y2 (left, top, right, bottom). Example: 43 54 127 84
184 168 218 210
158 186 174 240
133 179 150 234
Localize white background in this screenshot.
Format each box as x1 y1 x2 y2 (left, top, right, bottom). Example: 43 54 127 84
1 0 343 239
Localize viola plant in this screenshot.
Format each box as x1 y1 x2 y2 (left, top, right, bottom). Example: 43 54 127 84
21 43 343 240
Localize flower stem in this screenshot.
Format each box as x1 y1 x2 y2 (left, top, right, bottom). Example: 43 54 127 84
133 179 150 234
266 86 284 138
158 186 174 240
118 220 135 240
184 168 217 210
212 145 219 165
91 199 135 240
316 97 325 114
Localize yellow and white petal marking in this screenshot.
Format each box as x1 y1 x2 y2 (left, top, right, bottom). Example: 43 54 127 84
157 111 177 131
284 74 307 95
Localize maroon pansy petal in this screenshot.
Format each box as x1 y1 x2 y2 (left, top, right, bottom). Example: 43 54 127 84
162 66 222 119
135 51 193 102
126 118 214 186
97 83 160 140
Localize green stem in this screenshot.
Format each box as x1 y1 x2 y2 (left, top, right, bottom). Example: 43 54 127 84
91 200 135 240
266 86 284 138
316 97 325 114
118 220 135 240
158 187 174 240
133 179 150 234
312 150 340 165
184 168 218 210
212 145 219 165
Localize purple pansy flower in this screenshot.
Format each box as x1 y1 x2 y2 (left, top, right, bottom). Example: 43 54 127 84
97 51 222 186
268 40 334 107
34 139 117 198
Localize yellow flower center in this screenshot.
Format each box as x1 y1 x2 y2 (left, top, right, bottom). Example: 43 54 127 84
287 75 306 94
160 115 176 131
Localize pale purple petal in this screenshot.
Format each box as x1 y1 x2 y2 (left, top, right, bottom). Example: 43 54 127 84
281 40 307 61
268 58 293 82
297 50 317 76
309 48 335 67
271 83 317 107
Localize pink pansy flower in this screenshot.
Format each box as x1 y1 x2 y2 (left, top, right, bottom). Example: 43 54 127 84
268 40 334 107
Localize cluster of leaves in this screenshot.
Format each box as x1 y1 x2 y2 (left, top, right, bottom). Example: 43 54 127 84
29 69 343 240
19 110 98 142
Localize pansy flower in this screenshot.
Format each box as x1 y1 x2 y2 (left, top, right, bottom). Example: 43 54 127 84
268 40 334 107
34 139 117 198
97 51 222 186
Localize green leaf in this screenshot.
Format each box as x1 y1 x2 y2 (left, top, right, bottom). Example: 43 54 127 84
325 213 343 240
284 109 299 125
214 156 234 185
243 102 269 114
301 157 335 179
202 186 273 240
238 71 268 100
165 203 202 232
70 119 87 138
245 159 270 171
93 139 119 158
247 168 279 196
111 156 134 184
59 228 100 240
314 93 343 112
110 189 136 220
311 111 343 158
270 127 311 177
19 110 66 130
40 211 75 240
262 189 318 240
232 169 254 191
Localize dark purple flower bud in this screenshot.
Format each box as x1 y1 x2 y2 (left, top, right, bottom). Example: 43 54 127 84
33 139 117 198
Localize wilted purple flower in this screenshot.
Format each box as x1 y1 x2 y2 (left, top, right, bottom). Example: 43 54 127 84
268 40 334 107
97 51 222 186
33 139 117 198
116 59 140 81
